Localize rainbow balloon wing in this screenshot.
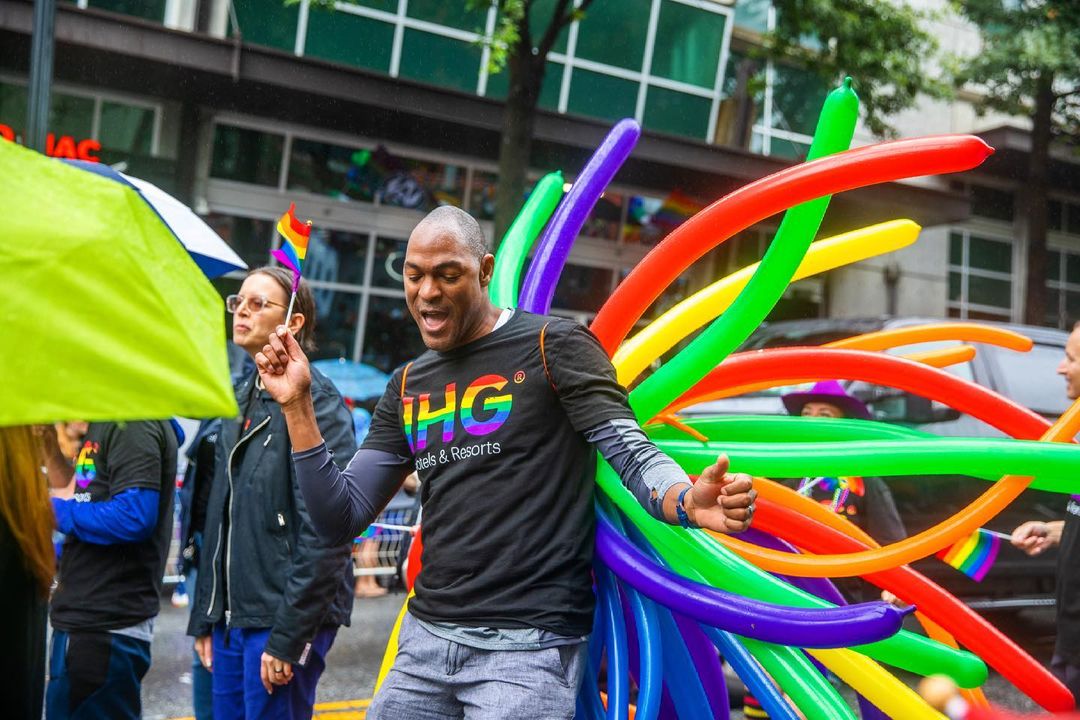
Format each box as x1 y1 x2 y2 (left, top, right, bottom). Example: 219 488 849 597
272 202 311 288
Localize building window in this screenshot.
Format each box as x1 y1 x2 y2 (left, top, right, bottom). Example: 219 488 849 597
85 0 167 23
310 288 363 362
0 80 161 168
567 68 639 123
288 138 378 203
1049 200 1080 236
48 93 95 139
469 170 498 221
306 227 371 287
399 29 483 94
222 0 732 144
643 86 713 140
970 185 1015 223
733 0 770 33
305 9 395 73
210 124 284 187
98 101 155 156
485 60 563 112
203 213 276 271
573 0 650 72
947 230 1013 321
552 264 615 313
362 295 428 371
651 0 728 89
229 0 299 51
1045 249 1080 329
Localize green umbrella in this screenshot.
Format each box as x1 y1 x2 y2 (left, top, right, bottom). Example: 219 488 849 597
1 139 239 425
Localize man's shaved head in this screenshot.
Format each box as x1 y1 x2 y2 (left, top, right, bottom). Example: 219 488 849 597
413 205 488 261
404 205 497 352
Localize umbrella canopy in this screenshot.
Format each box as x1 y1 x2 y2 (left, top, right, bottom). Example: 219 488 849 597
311 359 390 402
64 160 246 278
1 139 239 425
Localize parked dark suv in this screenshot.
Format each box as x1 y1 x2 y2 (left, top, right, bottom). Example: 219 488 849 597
681 317 1070 610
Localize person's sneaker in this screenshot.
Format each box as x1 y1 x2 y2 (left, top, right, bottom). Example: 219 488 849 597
171 590 190 608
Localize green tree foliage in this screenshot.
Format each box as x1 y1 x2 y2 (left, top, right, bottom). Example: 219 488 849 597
952 0 1080 325
761 0 948 137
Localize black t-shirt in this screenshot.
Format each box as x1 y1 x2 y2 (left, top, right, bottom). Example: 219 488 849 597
1057 496 1080 662
50 421 178 632
362 311 635 636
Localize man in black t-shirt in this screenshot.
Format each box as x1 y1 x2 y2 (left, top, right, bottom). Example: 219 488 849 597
252 206 756 719
42 420 178 720
1013 322 1080 703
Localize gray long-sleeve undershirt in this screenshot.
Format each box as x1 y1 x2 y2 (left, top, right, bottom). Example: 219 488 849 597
292 418 688 547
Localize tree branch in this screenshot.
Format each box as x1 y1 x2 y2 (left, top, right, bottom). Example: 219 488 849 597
536 0 575 61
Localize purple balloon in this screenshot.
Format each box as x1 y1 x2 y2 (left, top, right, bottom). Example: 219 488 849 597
740 527 848 606
518 119 640 313
594 518 904 647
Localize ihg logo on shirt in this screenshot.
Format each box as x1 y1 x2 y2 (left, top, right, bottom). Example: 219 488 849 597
403 374 514 464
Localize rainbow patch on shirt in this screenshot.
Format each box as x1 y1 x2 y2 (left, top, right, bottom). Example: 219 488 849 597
403 374 514 452
75 440 99 488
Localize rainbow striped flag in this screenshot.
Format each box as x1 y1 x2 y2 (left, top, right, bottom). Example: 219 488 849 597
651 189 707 230
936 528 1003 582
272 203 312 290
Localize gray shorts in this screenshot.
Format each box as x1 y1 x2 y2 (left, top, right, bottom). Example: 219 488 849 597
367 613 587 720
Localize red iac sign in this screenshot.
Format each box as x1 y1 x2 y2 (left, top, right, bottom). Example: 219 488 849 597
0 123 101 161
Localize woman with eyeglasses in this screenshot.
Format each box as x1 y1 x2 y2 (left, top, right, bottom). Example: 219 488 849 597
187 266 358 720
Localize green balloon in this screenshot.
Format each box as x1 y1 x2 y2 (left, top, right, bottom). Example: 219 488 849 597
630 78 860 422
645 414 936 444
741 637 857 720
489 171 564 308
595 460 989 687
654 437 1080 494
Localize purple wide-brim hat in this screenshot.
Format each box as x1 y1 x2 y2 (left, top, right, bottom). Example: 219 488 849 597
781 379 872 420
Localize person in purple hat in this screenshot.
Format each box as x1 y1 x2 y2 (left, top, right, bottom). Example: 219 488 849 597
780 380 906 546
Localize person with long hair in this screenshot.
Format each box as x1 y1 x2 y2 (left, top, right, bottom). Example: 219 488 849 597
0 425 56 720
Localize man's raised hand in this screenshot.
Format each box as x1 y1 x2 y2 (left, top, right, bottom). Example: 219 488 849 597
254 326 312 409
685 454 756 534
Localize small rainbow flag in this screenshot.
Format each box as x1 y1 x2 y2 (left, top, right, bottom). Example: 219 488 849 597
651 189 707 230
936 528 1004 582
272 202 312 291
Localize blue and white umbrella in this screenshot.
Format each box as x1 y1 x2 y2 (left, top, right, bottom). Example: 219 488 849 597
311 358 390 402
64 160 246 278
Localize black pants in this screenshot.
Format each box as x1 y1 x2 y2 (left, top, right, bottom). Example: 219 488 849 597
46 629 151 720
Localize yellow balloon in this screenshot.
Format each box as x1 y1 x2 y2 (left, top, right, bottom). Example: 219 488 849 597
809 647 947 720
374 591 413 694
612 219 921 386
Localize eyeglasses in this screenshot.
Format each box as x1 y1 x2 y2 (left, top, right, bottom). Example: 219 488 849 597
226 294 288 314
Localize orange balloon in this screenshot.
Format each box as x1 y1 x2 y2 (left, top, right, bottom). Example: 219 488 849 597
825 322 1032 353
700 345 976 401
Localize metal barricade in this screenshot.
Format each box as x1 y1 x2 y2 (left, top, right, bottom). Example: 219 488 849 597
353 507 419 580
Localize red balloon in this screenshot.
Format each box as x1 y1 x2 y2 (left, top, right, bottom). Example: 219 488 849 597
590 135 993 354
666 347 1048 439
405 528 423 592
754 499 1075 713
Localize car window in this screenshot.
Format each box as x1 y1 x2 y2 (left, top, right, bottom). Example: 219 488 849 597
986 343 1069 416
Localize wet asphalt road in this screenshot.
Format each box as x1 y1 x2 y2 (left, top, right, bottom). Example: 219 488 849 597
144 592 402 720
143 593 1059 719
